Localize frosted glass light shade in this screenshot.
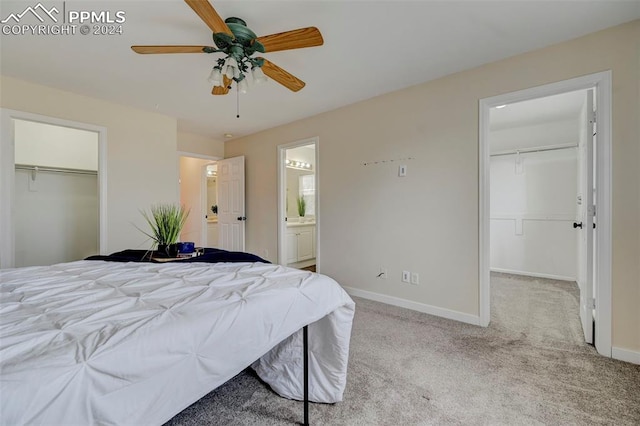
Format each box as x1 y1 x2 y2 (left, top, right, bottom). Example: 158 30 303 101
238 78 248 94
207 68 223 86
224 57 239 79
252 66 268 84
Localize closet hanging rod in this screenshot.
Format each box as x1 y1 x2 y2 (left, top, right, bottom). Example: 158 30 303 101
490 143 578 157
15 164 98 176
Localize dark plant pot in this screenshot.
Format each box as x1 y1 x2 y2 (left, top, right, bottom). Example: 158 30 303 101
157 244 179 258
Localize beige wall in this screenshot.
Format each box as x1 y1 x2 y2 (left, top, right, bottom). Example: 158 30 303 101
179 156 211 246
226 21 640 352
178 131 224 158
1 76 179 253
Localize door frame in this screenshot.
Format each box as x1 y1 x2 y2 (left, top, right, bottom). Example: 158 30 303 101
478 71 612 357
176 151 220 247
277 137 320 270
201 161 218 247
0 108 107 268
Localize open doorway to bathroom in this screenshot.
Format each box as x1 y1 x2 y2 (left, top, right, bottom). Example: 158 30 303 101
278 137 319 272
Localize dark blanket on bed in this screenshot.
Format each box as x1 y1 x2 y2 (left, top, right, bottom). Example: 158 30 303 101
85 248 270 264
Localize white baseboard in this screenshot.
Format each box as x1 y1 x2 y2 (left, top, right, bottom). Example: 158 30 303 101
490 268 576 282
612 347 640 365
342 286 480 326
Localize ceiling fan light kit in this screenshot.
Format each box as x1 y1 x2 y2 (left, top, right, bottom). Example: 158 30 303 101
208 45 264 92
131 0 323 97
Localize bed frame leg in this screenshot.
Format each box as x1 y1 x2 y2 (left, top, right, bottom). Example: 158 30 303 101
303 325 309 426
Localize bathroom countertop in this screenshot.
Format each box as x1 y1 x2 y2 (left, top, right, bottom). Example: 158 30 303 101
286 221 316 228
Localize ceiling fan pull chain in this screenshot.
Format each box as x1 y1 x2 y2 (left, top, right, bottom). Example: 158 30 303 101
236 84 240 118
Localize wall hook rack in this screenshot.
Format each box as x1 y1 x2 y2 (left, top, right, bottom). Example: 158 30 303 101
362 157 415 166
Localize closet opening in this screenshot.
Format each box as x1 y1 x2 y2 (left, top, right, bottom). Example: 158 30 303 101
0 110 107 268
479 71 612 357
488 90 591 346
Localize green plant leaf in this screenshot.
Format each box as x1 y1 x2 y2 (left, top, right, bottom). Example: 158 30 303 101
297 196 306 217
137 203 190 246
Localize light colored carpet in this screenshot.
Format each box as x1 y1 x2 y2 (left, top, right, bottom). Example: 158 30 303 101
165 273 640 425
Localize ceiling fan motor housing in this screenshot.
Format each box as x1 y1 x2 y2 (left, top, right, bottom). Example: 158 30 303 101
212 17 265 69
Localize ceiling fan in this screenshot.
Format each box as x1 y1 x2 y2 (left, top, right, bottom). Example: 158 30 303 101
131 0 323 95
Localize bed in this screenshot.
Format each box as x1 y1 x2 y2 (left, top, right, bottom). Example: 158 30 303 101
0 249 355 425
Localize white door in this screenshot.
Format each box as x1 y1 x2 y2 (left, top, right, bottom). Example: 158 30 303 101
579 89 596 344
216 156 245 251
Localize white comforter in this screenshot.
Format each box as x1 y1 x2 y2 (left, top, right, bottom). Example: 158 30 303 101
0 260 355 425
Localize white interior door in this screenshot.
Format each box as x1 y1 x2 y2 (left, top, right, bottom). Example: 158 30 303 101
579 89 595 344
216 156 245 251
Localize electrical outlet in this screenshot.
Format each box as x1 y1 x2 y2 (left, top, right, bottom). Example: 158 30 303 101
411 273 419 285
402 270 410 283
378 267 387 279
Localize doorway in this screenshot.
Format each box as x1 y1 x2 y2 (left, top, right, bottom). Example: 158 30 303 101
479 72 612 357
278 137 319 271
178 153 218 247
179 154 246 252
0 109 107 268
178 156 247 251
488 89 589 345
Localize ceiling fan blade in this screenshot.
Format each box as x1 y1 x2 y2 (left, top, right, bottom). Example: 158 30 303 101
256 27 323 53
259 58 306 92
184 0 233 36
212 76 231 95
131 45 211 54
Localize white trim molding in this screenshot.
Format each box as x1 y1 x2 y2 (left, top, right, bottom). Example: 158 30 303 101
479 71 613 358
343 286 481 326
490 268 576 282
611 347 640 365
176 151 221 161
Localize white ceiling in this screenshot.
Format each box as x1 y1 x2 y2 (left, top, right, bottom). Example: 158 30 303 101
490 89 587 131
1 1 638 140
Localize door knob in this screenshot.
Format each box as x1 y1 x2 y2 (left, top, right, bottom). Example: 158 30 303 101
573 222 583 229
237 216 247 221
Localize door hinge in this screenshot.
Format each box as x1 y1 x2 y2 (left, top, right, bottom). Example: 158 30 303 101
587 297 596 309
587 205 596 216
591 111 597 124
